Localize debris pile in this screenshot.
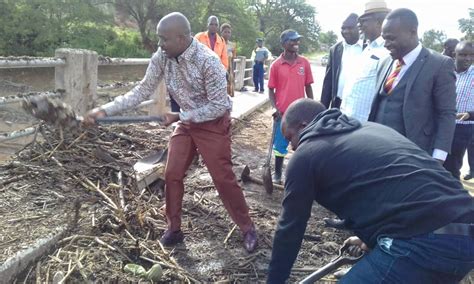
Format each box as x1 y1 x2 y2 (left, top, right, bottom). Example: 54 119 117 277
1 108 354 283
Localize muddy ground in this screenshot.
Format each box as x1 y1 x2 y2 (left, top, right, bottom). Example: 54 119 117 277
1 81 473 283
1 98 353 283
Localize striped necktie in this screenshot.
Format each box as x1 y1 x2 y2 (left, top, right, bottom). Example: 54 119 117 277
384 59 405 94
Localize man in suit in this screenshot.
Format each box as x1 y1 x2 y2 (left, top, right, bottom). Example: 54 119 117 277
369 8 456 162
321 13 364 109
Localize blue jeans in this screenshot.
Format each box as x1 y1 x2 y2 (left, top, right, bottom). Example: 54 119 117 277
253 62 264 91
340 233 474 283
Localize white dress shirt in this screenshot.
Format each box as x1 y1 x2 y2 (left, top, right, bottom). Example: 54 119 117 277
336 40 364 99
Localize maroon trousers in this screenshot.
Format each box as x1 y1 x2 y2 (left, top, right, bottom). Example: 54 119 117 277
164 112 254 234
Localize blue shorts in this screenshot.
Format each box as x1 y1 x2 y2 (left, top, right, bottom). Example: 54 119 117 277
272 118 289 157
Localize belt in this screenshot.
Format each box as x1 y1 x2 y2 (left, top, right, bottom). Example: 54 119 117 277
433 223 474 237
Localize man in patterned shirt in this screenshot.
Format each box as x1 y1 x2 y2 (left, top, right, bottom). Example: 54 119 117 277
85 12 258 253
444 41 474 179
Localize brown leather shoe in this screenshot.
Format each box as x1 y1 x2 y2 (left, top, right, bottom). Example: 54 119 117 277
243 227 258 253
160 230 184 247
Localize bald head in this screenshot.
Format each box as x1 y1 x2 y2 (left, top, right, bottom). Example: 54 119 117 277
157 12 192 58
157 12 191 36
284 99 326 130
281 99 326 150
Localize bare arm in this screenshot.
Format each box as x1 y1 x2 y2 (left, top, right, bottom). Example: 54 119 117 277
269 88 282 118
305 85 313 99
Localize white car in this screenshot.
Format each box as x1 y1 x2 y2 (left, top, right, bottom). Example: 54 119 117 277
321 54 329 66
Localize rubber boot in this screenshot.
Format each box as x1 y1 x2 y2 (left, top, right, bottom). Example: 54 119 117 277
273 156 284 184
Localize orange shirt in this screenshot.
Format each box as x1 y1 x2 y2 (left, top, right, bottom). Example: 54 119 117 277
195 31 228 69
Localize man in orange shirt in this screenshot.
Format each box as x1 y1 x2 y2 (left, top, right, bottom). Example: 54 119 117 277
195 15 228 70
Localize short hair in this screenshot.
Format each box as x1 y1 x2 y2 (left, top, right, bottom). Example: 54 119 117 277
208 15 219 25
284 99 327 129
456 41 474 52
444 38 460 48
220 23 232 32
386 8 418 30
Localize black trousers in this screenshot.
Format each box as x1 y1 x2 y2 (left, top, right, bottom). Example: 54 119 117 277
444 124 474 179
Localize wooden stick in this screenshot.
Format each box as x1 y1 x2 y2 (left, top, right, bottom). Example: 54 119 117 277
35 261 41 284
66 131 87 149
224 224 237 244
76 175 118 210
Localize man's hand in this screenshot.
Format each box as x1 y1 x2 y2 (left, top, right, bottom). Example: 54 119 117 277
83 109 106 126
457 112 470 121
272 109 282 120
343 236 369 257
161 112 180 126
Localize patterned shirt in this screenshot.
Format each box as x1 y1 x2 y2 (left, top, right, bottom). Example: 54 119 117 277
455 65 474 125
340 36 390 121
101 39 231 123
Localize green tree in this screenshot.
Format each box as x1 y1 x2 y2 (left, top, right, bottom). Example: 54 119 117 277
246 0 321 55
458 8 474 41
319 30 338 51
114 0 170 53
0 0 151 57
421 29 446 52
113 0 259 57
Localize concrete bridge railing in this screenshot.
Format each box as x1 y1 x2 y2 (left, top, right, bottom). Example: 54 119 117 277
0 48 271 141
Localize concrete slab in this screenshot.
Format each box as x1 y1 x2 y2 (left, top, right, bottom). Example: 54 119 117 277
230 83 269 120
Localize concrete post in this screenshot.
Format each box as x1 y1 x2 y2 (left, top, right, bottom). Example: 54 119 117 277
235 56 246 91
247 59 254 87
55 49 98 115
148 80 167 115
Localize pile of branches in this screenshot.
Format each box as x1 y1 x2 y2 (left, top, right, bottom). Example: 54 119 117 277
1 122 205 282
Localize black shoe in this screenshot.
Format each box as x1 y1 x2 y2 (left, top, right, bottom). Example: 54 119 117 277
259 90 264 94
160 230 184 246
463 173 473 180
323 218 347 230
253 88 258 92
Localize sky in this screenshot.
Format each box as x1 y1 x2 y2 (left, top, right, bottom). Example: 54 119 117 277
307 0 473 40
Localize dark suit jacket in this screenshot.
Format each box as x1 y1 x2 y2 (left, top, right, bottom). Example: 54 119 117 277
321 42 343 108
368 47 457 153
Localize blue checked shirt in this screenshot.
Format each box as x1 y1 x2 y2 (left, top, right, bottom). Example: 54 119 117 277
340 36 390 122
455 66 474 125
